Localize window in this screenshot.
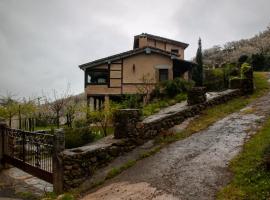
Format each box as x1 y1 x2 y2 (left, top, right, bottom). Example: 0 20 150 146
86 70 108 85
171 49 179 54
159 69 168 82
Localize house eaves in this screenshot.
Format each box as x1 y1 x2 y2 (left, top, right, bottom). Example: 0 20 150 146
79 47 178 70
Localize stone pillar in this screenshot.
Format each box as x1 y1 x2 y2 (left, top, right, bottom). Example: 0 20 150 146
187 87 207 105
113 109 141 139
241 65 254 95
53 129 65 194
229 77 242 89
241 78 254 94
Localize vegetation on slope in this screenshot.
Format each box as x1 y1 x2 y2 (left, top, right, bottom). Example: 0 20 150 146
202 26 270 70
218 118 270 200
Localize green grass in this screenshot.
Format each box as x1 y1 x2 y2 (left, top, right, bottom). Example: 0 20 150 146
16 191 38 200
35 124 66 131
142 93 187 117
217 118 270 200
105 160 136 180
91 126 115 136
42 192 75 200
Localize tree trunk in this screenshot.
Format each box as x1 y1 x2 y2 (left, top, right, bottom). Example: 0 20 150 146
19 106 21 129
29 118 32 131
56 111 60 128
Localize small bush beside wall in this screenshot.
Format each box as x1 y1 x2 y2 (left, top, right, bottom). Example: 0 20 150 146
162 78 194 97
204 68 226 91
64 127 97 149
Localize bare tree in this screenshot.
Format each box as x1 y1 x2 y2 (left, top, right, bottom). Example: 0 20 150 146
136 73 156 105
0 92 19 127
201 26 270 66
44 86 70 128
65 96 80 127
88 106 114 136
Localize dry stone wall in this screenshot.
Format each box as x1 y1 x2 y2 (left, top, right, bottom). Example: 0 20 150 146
61 89 241 190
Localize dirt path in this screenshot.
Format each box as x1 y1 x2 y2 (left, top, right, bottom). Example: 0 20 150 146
81 89 270 200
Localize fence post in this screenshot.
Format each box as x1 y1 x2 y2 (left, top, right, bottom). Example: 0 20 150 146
0 122 7 170
53 128 65 194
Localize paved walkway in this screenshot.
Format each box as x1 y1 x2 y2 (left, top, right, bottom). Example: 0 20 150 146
143 90 233 123
81 89 270 199
0 167 52 199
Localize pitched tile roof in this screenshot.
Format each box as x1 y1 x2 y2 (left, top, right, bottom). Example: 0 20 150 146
133 33 189 49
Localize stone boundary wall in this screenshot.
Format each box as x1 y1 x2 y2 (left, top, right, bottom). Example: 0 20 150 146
61 89 241 190
135 89 241 140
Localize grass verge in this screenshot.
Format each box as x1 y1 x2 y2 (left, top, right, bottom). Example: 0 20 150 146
217 118 270 200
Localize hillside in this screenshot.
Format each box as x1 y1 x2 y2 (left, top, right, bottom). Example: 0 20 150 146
202 26 270 68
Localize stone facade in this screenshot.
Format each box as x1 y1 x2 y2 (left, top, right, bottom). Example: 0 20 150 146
61 89 241 190
187 87 207 105
229 78 242 89
113 109 141 139
61 136 136 190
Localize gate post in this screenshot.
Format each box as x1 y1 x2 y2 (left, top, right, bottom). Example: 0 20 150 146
53 129 65 194
0 122 7 170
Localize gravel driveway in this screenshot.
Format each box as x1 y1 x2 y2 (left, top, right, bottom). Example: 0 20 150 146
81 90 270 200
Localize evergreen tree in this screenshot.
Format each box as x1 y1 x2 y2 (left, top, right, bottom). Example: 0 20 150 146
192 38 203 86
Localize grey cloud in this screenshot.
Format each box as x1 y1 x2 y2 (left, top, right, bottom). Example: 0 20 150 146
0 0 269 98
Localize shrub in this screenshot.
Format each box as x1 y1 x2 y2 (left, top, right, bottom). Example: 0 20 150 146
250 53 269 71
175 93 187 102
241 63 253 79
121 94 141 109
223 63 240 88
64 127 97 149
73 118 89 128
163 80 180 97
204 68 226 91
263 144 270 170
224 63 240 77
238 55 249 64
150 85 163 99
163 78 194 97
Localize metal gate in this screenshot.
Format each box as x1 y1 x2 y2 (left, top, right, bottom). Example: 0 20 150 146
1 127 55 183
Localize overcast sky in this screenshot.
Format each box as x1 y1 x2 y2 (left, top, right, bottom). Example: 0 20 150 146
0 0 269 98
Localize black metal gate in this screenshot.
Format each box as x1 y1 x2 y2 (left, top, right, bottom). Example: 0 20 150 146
1 127 55 183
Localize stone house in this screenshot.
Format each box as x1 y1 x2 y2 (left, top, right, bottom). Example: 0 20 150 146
79 33 195 110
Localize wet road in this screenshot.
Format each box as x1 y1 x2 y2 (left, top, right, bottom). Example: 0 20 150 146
82 90 270 200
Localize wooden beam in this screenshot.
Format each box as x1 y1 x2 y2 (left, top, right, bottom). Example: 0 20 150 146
121 58 123 94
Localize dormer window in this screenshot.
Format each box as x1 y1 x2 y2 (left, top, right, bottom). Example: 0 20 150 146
171 49 179 54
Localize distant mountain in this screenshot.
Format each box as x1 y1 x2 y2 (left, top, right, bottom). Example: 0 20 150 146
202 26 270 67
